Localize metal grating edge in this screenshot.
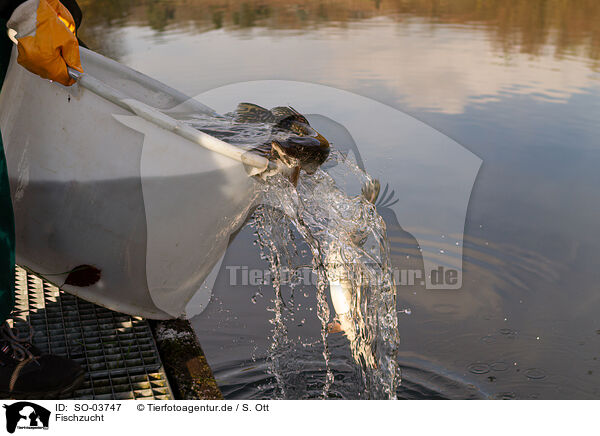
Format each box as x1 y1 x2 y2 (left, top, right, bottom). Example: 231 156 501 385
9 265 174 400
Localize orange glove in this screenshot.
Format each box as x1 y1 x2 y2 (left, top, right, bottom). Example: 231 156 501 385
7 0 83 86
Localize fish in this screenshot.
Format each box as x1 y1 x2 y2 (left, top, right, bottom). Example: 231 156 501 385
326 178 386 369
233 103 331 182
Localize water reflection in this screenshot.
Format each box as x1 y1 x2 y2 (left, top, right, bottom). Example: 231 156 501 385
78 0 599 115
78 0 600 63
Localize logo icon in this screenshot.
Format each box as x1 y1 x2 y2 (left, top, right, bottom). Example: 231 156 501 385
3 402 50 433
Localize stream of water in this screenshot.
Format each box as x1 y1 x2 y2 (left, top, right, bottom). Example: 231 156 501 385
185 108 401 397
250 152 400 399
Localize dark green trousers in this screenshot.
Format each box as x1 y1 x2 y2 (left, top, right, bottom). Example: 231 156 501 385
0 24 15 324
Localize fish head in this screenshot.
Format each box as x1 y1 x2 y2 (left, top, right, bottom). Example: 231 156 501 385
270 107 330 174
232 103 331 177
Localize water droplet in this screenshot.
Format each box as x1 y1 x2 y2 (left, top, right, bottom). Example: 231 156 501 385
524 368 546 380
251 291 263 304
468 363 490 374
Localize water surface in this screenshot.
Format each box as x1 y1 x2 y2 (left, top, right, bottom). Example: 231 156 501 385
79 0 600 399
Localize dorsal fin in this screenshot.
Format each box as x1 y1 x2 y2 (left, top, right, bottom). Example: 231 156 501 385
271 106 309 124
234 103 275 123
270 106 295 119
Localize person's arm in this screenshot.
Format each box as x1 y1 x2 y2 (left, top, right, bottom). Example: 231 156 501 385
4 0 83 86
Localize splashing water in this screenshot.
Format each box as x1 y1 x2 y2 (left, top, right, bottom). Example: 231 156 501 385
252 150 400 399
185 112 400 399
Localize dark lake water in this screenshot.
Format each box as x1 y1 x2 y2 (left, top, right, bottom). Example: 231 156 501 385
79 0 600 399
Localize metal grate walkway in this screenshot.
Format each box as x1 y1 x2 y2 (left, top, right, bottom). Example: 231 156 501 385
9 266 173 400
